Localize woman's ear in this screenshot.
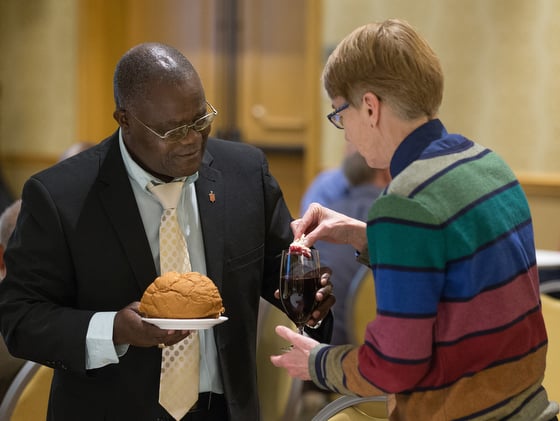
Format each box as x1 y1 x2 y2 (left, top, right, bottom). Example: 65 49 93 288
362 92 381 124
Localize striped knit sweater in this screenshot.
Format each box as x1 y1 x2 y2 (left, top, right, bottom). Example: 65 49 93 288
310 119 559 420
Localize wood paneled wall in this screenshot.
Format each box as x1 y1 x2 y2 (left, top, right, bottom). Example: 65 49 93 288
76 0 220 142
74 0 321 216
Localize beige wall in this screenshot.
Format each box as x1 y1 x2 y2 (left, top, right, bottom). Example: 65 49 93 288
321 0 560 173
320 0 560 249
0 0 78 193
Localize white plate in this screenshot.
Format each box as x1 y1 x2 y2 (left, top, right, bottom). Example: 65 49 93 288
142 316 228 330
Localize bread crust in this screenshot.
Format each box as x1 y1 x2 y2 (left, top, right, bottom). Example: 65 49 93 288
139 271 225 319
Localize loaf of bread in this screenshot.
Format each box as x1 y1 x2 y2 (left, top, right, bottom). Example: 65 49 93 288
139 271 225 319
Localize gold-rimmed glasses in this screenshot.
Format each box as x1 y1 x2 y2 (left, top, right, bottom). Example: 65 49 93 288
128 101 218 143
326 102 349 129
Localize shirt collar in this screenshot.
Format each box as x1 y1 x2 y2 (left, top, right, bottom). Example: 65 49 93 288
118 129 199 190
389 118 447 178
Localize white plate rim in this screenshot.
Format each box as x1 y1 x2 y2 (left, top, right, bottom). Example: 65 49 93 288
141 316 228 330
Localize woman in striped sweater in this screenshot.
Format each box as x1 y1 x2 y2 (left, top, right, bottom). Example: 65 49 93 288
271 19 558 420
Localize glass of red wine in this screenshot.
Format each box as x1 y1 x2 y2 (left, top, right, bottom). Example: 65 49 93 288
279 249 321 334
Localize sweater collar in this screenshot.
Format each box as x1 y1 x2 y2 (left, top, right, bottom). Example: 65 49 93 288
389 119 447 178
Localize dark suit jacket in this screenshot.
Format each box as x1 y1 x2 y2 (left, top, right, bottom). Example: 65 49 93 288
0 132 330 420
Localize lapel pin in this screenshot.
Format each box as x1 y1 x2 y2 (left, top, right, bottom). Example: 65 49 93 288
209 191 216 203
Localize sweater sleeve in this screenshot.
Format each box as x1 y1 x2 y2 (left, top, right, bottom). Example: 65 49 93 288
309 343 386 396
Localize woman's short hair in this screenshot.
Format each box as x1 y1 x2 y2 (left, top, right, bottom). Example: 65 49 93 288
322 19 444 120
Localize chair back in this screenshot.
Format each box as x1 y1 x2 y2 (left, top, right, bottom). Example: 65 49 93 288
540 280 560 296
0 360 53 421
0 340 25 404
540 280 560 404
311 395 387 421
345 266 377 345
328 408 387 421
256 298 302 421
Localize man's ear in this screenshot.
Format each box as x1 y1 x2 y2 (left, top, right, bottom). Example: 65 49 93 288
113 109 128 127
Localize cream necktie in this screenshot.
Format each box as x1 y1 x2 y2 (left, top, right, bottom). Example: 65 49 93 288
148 181 199 421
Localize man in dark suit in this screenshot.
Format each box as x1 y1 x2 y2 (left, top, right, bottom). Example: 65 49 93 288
0 43 333 421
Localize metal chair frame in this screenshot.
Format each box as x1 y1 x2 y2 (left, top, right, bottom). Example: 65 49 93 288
0 360 41 419
311 395 387 421
540 280 560 295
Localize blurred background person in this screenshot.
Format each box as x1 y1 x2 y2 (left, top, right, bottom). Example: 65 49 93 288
0 172 15 215
299 143 357 217
58 141 95 162
0 199 23 402
0 199 21 280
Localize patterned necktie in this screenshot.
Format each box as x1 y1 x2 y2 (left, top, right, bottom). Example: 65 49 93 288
148 181 199 421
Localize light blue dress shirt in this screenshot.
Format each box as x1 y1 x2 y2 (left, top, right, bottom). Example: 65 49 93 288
84 130 223 394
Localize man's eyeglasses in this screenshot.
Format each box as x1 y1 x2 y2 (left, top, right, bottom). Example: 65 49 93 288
326 102 349 129
127 101 218 143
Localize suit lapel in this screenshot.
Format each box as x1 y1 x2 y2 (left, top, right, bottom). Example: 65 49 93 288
97 135 157 293
196 152 225 290
94 136 225 294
